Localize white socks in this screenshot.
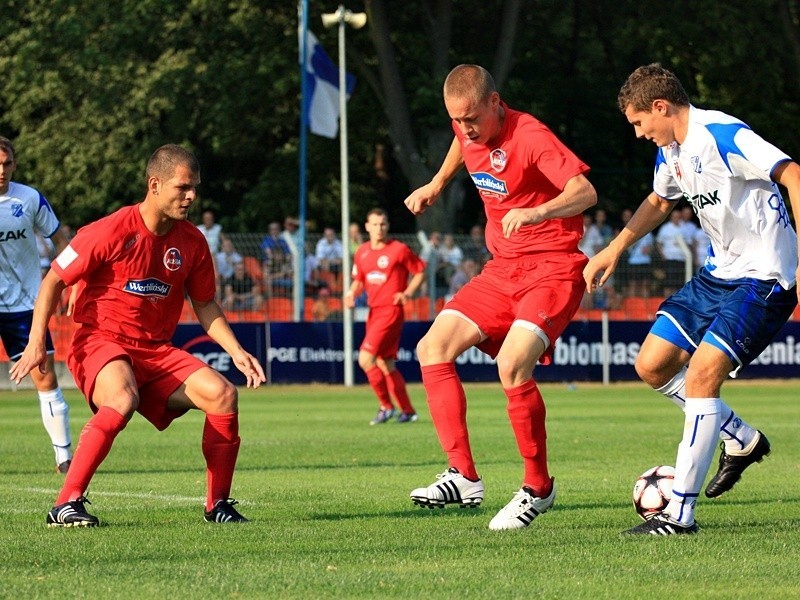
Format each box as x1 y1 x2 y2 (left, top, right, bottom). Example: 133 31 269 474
665 397 721 525
655 367 756 452
38 388 72 465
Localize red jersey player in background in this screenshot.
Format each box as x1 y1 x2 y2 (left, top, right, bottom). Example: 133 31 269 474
345 208 426 425
404 65 597 530
11 144 266 527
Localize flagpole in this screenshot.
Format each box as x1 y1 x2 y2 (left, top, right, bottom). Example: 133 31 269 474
323 4 366 387
296 0 309 322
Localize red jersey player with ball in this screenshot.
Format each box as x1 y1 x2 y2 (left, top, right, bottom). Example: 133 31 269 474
405 64 597 530
11 145 266 527
345 208 426 425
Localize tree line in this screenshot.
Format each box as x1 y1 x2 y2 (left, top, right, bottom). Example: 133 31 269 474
1 0 798 234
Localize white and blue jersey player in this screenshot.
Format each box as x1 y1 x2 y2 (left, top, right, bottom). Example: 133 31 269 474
585 64 800 535
0 136 73 473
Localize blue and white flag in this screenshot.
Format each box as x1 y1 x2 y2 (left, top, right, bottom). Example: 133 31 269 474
300 30 356 139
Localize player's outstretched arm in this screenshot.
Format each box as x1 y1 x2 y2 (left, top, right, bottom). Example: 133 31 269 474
192 299 266 388
9 271 67 383
584 192 672 292
404 137 464 215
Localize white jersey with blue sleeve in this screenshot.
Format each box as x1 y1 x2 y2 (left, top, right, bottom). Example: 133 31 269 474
0 181 61 312
652 106 797 289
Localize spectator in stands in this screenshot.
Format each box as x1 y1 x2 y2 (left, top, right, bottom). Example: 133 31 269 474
655 208 688 295
618 207 655 298
283 216 302 251
678 205 699 250
311 287 342 321
223 260 263 311
420 231 451 297
440 234 464 278
447 258 479 300
578 212 603 258
348 222 363 257
693 226 711 272
197 210 222 254
420 231 442 263
315 226 344 275
593 208 614 245
215 237 243 286
303 240 325 295
261 222 293 297
462 224 491 267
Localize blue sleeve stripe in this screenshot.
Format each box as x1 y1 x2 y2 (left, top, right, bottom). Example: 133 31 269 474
705 122 748 173
36 192 61 238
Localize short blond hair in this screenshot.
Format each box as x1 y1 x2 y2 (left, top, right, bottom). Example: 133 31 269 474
443 64 496 104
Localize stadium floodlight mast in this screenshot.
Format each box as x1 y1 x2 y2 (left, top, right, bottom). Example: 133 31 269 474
322 5 367 387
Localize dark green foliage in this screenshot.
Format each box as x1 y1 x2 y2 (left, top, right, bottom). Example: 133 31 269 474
0 0 797 233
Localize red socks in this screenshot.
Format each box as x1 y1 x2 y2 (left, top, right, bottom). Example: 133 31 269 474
386 369 415 414
365 367 393 410
202 412 240 511
57 406 128 504
420 363 478 480
504 379 551 495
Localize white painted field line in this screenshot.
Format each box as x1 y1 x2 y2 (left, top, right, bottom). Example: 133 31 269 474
14 487 204 504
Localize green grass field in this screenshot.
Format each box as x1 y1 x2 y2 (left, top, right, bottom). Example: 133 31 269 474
1 381 799 599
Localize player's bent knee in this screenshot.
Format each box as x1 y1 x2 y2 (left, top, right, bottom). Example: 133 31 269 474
634 355 667 388
208 378 238 413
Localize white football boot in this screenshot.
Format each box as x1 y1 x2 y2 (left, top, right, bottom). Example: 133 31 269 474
410 467 484 508
488 479 556 530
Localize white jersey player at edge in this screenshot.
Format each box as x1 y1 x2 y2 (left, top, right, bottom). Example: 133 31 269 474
0 136 73 473
584 64 800 535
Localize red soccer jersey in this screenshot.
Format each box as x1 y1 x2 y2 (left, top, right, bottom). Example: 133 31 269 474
454 102 590 259
52 204 216 343
352 239 425 308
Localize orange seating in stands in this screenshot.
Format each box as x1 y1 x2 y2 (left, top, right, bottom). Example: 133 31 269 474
242 256 263 282
406 297 432 321
266 297 293 321
622 297 650 320
317 269 343 293
645 297 664 315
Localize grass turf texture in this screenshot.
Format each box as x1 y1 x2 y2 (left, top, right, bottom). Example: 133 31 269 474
1 381 799 599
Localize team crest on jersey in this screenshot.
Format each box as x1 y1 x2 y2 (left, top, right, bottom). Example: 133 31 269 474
690 155 702 174
163 247 182 271
489 148 507 172
377 255 389 269
470 172 508 196
10 202 23 218
123 278 172 298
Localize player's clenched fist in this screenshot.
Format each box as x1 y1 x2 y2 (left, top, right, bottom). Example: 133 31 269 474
404 182 440 215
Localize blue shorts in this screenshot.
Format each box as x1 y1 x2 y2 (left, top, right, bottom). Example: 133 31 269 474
650 267 797 374
0 310 55 361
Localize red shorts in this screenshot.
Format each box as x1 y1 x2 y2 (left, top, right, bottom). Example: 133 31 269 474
360 304 404 359
444 252 587 364
68 327 209 430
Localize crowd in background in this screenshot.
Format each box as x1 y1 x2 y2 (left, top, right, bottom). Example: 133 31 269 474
35 205 709 323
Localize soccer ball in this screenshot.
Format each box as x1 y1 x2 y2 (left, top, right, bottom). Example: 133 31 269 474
632 465 674 520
